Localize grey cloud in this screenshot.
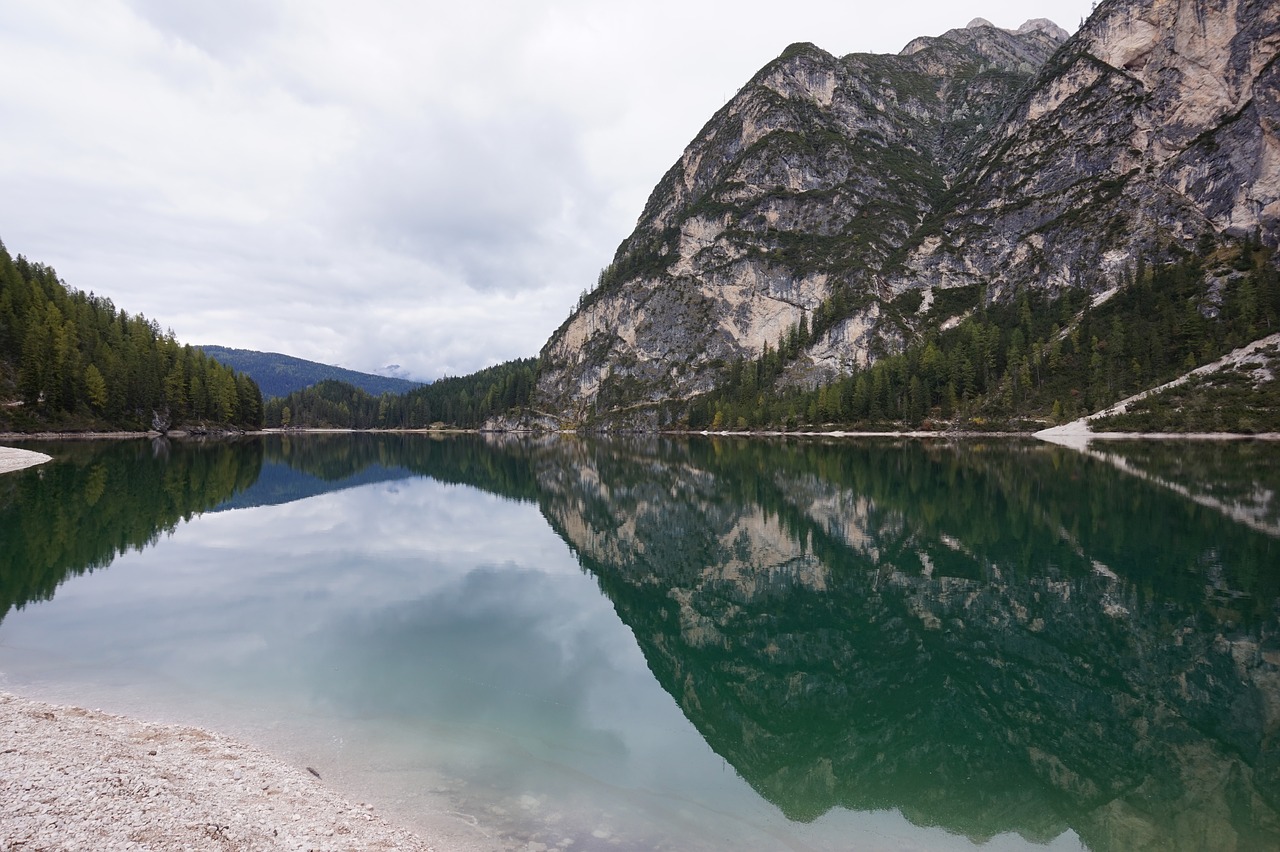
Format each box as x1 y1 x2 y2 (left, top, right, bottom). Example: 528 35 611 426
0 0 1097 380
122 0 281 61
328 103 609 295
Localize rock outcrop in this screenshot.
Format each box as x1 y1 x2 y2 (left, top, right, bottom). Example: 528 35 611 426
533 0 1280 427
899 0 1280 300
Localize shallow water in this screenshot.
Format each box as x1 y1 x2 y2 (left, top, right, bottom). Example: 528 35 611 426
2 434 1278 850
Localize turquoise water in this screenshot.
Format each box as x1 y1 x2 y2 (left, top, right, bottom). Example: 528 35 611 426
1 434 1277 850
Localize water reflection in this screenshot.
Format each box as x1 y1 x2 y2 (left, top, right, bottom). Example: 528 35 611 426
2 434 1278 850
525 437 1280 851
0 438 262 619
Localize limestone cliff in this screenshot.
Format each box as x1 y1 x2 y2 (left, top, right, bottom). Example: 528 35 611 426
532 0 1280 427
898 0 1280 299
535 21 1065 426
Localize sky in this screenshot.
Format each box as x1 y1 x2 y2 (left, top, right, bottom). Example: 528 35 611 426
0 0 1098 382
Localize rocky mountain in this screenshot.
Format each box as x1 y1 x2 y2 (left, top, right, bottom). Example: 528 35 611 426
531 0 1280 428
897 0 1280 298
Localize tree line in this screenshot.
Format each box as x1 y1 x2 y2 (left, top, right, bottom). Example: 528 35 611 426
687 239 1280 431
263 358 537 429
0 240 263 431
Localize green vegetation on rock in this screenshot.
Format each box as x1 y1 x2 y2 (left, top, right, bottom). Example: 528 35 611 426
686 243 1280 432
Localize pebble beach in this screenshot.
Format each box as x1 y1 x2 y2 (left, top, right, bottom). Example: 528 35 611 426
0 693 433 851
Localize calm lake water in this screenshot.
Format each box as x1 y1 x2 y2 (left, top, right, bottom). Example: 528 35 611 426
2 434 1278 851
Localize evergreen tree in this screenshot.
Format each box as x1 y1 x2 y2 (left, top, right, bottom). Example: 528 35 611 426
0 239 263 431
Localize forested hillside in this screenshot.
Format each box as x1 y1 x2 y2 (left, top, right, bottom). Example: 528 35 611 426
0 240 263 432
687 241 1280 432
199 345 421 399
263 358 535 429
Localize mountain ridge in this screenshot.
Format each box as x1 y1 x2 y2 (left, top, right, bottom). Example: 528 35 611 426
198 345 423 400
525 0 1280 432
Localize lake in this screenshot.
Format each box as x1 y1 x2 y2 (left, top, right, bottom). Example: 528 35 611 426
1 433 1278 851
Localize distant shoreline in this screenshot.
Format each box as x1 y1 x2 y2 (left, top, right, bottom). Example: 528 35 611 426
3 427 1280 445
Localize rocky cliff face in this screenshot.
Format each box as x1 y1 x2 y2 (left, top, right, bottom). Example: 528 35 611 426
535 21 1065 426
898 0 1280 300
533 0 1280 427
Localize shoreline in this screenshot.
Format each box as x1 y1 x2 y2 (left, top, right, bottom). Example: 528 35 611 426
0 692 436 851
4 427 1280 443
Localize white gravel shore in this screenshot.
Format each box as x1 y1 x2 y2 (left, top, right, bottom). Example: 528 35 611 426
0 446 52 475
0 693 434 851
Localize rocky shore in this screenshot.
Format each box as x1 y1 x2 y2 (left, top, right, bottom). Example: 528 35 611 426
0 693 434 851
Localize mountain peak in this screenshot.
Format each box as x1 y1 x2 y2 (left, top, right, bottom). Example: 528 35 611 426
962 16 1068 42
1017 17 1070 40
532 0 1279 429
900 17 1066 59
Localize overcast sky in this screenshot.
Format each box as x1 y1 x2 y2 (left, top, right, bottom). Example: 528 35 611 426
0 1 1097 381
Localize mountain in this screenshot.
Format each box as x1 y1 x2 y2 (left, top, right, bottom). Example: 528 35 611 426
375 363 416 381
198 346 423 400
896 0 1279 296
261 359 537 429
530 0 1280 430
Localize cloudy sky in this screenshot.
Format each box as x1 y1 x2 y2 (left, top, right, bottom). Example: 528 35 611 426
0 0 1097 381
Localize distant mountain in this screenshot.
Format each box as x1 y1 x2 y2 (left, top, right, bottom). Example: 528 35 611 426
198 346 423 400
375 363 416 381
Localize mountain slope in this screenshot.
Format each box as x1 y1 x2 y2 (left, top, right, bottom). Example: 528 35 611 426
530 0 1280 430
198 346 422 400
0 242 262 432
1039 332 1280 437
897 0 1280 297
535 21 1065 426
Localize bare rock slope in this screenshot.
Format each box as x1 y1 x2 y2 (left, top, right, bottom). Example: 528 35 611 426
533 0 1280 428
900 0 1280 298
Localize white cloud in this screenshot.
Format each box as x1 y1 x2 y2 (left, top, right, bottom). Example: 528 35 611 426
0 0 1096 381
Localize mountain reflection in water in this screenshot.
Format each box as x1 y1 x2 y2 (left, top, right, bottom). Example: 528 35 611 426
2 433 1277 851
531 437 1280 851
